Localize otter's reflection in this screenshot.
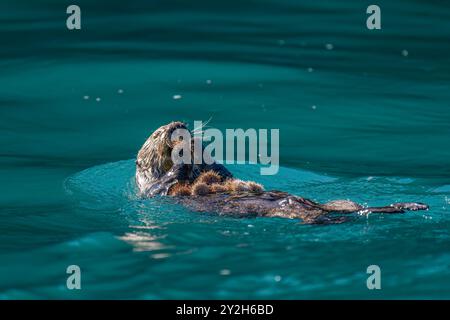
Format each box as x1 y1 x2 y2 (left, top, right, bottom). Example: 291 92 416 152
119 215 172 255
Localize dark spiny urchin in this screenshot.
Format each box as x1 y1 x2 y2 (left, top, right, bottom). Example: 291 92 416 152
169 183 192 196
223 179 236 192
191 181 210 196
210 183 228 193
196 170 222 185
233 180 250 192
223 179 249 193
246 181 264 193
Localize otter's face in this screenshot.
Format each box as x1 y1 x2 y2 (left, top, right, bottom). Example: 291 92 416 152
136 121 188 181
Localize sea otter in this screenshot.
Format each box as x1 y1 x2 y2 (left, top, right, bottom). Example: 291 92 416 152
136 122 428 224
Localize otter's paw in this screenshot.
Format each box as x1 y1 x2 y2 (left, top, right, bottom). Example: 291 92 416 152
391 202 429 211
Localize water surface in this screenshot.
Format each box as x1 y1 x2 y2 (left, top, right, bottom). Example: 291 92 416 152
0 0 449 299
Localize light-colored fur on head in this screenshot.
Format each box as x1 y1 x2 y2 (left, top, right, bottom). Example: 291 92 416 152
136 121 187 179
136 121 188 192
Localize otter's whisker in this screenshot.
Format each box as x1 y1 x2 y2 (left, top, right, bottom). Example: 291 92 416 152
203 116 213 127
192 117 213 134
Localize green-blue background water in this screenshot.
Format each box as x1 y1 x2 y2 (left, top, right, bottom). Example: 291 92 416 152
1 0 449 299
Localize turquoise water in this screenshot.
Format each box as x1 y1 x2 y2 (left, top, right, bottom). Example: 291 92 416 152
1 0 450 299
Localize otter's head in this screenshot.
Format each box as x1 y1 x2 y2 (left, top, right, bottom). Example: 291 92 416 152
136 121 189 183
